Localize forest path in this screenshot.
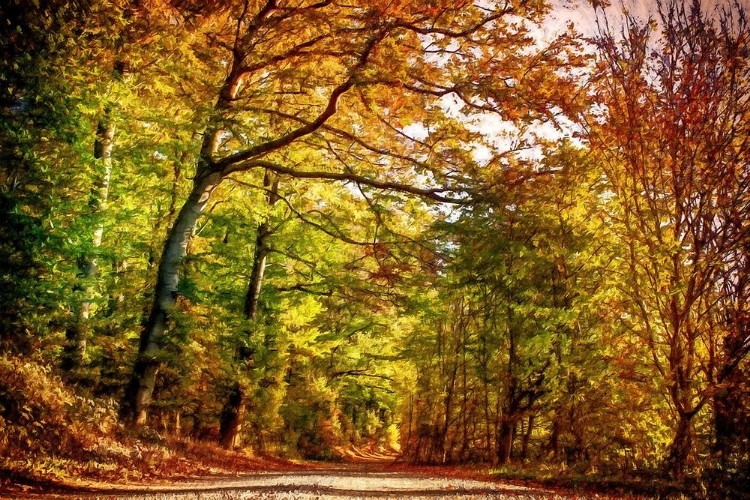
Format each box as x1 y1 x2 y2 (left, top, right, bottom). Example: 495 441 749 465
19 462 577 499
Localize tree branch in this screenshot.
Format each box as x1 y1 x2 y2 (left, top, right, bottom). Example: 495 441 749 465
393 4 515 38
213 33 382 174
275 283 333 296
231 160 470 204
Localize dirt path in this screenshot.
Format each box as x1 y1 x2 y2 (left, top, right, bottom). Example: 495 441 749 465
11 463 581 499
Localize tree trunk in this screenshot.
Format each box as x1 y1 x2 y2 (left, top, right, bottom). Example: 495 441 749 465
219 382 247 448
482 375 493 462
441 369 456 464
121 172 221 426
665 412 694 480
406 395 414 453
216 235 268 448
62 112 115 376
218 171 277 448
548 413 561 460
244 222 271 320
521 414 534 462
498 320 518 465
497 418 514 465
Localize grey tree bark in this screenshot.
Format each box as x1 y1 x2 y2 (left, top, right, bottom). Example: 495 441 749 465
121 171 221 425
62 111 115 376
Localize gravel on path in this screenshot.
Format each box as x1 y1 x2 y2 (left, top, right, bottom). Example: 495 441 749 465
9 465 606 500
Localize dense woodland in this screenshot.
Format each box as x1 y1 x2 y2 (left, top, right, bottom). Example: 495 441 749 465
1 0 748 497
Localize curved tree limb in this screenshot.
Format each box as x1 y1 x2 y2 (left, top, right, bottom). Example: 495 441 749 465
226 160 471 204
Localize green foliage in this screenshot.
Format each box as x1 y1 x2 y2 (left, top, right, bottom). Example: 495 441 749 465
398 141 677 472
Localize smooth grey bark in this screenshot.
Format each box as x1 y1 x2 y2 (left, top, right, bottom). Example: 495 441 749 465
62 112 115 375
121 171 221 425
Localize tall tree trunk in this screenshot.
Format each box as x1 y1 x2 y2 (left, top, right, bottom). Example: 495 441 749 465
521 414 534 462
62 111 115 375
497 417 514 465
665 412 694 480
217 230 269 448
219 384 247 448
121 171 221 425
459 349 469 462
440 365 457 464
498 316 518 465
218 171 278 448
548 412 561 460
484 384 493 462
406 395 414 454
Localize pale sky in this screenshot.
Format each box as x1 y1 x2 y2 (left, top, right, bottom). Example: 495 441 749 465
548 0 750 38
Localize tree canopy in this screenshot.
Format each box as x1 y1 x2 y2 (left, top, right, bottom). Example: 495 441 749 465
1 0 748 497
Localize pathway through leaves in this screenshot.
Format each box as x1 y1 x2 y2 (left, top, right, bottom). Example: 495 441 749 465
18 463 580 499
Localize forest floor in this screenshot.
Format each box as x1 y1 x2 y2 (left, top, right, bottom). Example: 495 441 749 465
1 450 658 500
3 462 580 500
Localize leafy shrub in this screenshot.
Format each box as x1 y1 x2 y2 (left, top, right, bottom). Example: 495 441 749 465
0 354 155 481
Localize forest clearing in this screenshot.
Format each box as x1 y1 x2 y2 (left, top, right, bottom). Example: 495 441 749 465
0 0 748 499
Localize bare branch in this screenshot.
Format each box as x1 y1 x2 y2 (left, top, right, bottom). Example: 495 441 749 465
232 160 470 204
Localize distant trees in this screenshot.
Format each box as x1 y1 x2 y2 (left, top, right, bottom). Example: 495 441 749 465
399 143 627 467
399 1 749 492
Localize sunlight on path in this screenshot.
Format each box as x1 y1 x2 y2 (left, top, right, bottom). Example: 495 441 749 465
55 468 577 500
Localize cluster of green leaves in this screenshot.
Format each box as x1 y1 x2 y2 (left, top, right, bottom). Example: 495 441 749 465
177 171 424 455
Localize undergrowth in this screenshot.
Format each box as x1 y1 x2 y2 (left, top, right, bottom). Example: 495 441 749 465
0 355 299 492
487 464 723 500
